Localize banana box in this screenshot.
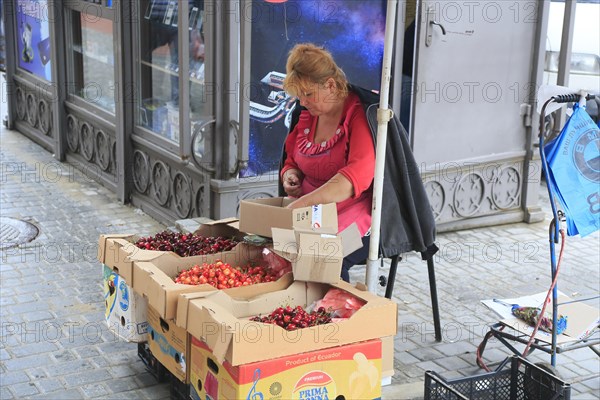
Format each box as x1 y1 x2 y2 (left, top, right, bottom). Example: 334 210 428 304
189 336 382 400
176 280 397 366
97 217 244 285
102 264 148 342
146 304 190 383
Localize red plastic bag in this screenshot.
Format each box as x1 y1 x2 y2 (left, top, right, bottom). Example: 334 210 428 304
313 288 366 318
262 248 292 277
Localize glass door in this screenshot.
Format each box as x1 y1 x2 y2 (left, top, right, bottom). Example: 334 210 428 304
135 0 211 162
68 9 116 113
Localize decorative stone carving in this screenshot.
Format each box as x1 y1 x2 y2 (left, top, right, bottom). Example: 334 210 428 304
196 185 206 217
132 150 150 194
111 141 117 173
151 161 170 206
66 114 79 152
491 166 521 210
38 99 52 136
16 87 27 121
173 172 192 218
425 181 445 221
453 173 485 218
26 93 38 127
79 122 95 161
95 130 111 171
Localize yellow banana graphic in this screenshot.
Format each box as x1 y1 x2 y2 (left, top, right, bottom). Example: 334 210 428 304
348 352 380 398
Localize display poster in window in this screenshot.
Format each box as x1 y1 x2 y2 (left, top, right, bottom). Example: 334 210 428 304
16 0 52 81
244 0 386 177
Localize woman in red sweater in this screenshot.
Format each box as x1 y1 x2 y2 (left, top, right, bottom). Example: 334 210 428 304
281 43 376 282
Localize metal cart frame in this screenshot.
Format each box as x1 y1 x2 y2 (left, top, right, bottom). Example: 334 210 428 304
478 93 600 367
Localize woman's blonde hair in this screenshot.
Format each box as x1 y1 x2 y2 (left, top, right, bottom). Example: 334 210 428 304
283 43 348 99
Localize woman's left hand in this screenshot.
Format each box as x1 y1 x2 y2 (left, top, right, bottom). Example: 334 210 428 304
283 169 303 198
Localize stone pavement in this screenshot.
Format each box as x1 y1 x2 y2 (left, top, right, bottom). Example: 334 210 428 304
1 114 599 398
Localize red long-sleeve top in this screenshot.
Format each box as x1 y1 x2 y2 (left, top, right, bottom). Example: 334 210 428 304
281 92 376 235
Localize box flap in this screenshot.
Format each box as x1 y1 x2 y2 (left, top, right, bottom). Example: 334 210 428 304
293 233 342 283
338 222 363 256
272 228 299 255
381 335 395 377
125 244 169 262
98 234 134 264
196 300 236 364
281 197 295 207
203 217 238 226
175 293 193 329
239 198 338 238
176 291 220 329
194 218 245 241
239 199 292 237
224 272 293 301
297 232 342 257
242 280 308 315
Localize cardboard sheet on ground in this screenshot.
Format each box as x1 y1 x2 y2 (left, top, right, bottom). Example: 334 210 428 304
482 292 600 344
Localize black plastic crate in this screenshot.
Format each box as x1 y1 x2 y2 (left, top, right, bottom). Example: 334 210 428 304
169 374 190 400
424 356 571 400
137 342 170 383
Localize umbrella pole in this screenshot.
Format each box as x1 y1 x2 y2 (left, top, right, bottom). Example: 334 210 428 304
366 0 399 292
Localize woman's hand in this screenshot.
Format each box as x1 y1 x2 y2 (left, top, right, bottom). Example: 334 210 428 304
283 169 303 198
286 173 354 209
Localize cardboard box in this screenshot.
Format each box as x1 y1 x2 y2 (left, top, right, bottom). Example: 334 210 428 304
189 336 382 400
133 242 293 320
102 265 148 342
97 218 245 286
147 305 190 383
381 335 395 380
177 280 397 366
272 223 362 283
239 198 338 238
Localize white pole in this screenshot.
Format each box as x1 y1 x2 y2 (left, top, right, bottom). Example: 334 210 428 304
366 0 398 292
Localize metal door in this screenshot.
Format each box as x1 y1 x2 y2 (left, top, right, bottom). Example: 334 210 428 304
410 0 548 230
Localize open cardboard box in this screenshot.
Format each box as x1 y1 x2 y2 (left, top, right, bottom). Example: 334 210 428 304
97 218 244 285
271 223 363 284
381 335 395 380
189 336 383 400
133 242 293 320
102 265 148 343
176 279 397 366
239 197 338 238
146 304 190 383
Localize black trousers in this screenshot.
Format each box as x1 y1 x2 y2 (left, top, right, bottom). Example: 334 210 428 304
341 235 370 282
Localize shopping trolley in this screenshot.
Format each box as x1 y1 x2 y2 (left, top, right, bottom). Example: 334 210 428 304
476 92 600 369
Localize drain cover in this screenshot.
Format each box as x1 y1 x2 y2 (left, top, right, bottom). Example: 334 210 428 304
0 217 39 250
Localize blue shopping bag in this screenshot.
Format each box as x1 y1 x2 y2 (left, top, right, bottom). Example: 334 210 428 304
544 103 600 237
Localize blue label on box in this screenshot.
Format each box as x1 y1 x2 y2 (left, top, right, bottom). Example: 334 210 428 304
118 280 130 311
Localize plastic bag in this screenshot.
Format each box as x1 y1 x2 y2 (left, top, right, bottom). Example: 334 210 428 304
312 288 366 318
262 248 292 277
544 103 600 237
